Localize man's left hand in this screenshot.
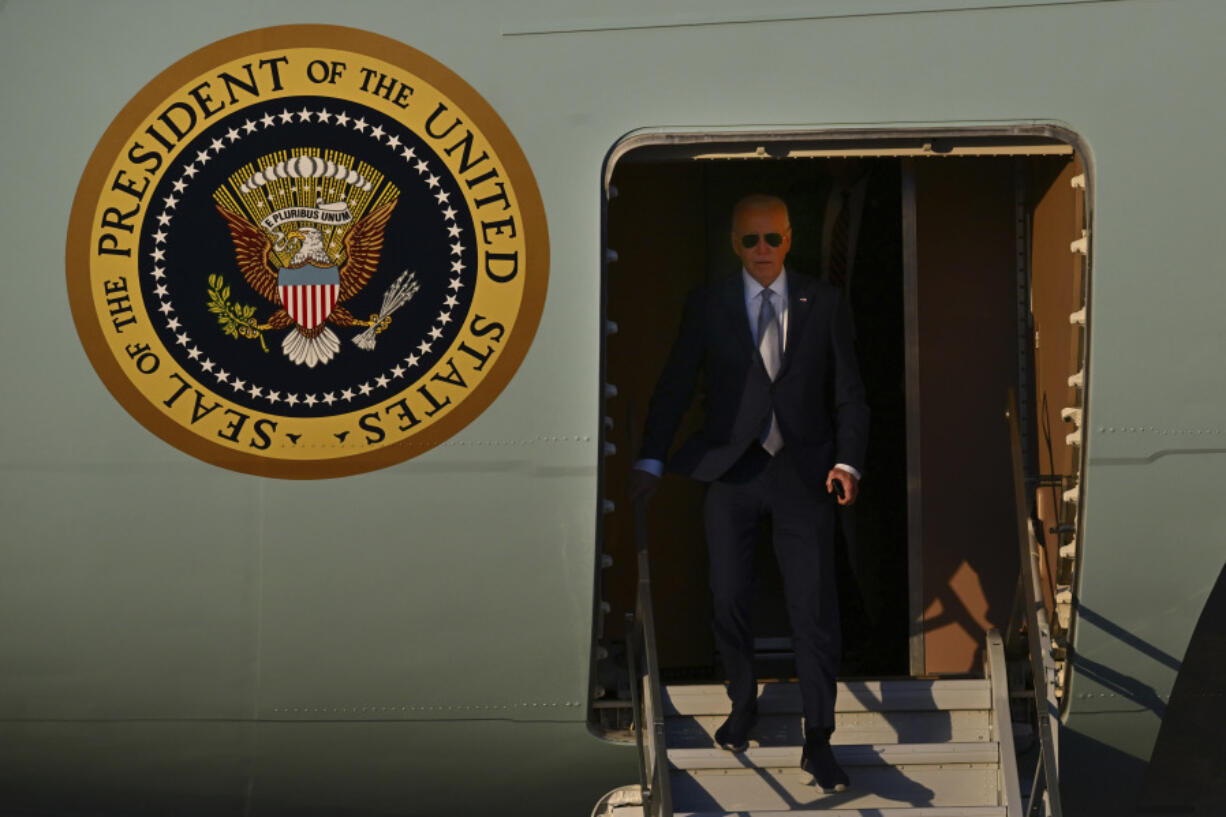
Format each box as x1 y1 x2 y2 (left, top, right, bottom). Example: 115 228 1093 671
826 467 859 506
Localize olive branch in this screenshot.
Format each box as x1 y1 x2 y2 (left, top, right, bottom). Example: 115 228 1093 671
206 274 269 353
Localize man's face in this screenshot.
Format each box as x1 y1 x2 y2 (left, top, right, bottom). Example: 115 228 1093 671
731 203 792 286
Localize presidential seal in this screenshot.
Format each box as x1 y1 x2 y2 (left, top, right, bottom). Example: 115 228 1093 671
67 26 547 478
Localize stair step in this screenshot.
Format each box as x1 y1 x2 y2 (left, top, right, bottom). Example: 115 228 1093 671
669 742 1000 771
667 710 990 748
670 765 998 811
664 680 990 717
676 807 1007 817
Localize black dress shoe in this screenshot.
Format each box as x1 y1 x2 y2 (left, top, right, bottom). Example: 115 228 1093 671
713 705 758 752
801 727 850 791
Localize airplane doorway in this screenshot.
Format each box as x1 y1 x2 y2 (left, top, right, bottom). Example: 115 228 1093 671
594 131 1087 712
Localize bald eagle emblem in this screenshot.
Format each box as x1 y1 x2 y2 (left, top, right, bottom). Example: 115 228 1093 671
216 201 399 367
211 152 418 368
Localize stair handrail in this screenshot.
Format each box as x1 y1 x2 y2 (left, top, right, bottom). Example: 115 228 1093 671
986 629 1025 815
625 494 673 817
1006 390 1064 817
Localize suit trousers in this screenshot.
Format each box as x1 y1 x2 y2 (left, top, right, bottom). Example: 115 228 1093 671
704 447 841 732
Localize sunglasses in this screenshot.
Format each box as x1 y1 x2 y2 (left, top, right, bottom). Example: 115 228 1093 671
740 232 785 249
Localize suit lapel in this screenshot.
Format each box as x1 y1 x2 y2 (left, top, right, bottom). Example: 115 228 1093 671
718 274 755 354
780 269 813 375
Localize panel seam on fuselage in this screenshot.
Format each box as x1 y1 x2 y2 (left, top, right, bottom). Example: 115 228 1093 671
1090 448 1226 465
503 0 1134 37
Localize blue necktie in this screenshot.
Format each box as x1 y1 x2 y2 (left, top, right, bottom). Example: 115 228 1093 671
757 290 783 454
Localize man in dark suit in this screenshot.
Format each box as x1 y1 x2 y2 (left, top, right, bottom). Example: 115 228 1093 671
629 194 869 791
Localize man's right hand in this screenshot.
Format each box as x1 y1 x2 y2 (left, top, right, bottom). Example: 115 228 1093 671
628 468 661 501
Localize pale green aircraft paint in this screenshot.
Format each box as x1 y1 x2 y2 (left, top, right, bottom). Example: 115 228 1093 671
1 0 1223 814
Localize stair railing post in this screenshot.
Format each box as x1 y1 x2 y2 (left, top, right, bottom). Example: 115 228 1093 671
624 611 650 811
987 629 1025 815
632 494 673 817
1007 389 1064 817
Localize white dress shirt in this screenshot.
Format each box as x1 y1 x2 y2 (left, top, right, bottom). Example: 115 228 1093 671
744 268 788 351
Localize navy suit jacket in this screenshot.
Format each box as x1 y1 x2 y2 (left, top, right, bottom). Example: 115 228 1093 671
640 269 869 499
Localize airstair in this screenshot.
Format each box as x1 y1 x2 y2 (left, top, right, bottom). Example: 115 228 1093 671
597 630 1023 817
662 648 1021 816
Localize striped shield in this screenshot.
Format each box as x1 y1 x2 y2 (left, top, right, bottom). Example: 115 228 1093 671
278 264 341 330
